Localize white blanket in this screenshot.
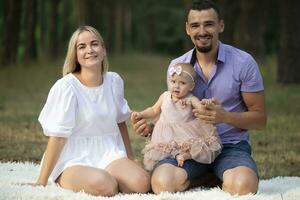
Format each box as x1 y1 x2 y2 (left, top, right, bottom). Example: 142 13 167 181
0 162 299 200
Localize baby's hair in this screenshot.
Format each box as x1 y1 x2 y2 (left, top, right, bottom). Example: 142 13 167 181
174 63 196 80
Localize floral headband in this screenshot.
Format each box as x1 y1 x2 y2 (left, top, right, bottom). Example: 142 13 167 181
168 65 195 82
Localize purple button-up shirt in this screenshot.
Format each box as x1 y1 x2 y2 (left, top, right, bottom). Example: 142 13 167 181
168 42 264 144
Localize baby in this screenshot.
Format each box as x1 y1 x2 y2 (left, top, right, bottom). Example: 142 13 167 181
132 63 222 170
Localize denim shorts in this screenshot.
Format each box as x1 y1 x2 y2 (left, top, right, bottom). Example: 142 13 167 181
155 140 259 180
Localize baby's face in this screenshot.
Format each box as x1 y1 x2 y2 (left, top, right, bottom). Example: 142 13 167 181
169 73 194 99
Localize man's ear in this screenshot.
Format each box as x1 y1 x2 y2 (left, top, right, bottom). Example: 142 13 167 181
219 19 225 33
186 22 191 36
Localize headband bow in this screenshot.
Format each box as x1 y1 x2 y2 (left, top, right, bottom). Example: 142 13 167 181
168 65 195 82
169 65 182 76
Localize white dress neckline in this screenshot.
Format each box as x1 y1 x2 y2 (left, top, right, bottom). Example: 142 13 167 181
69 73 104 90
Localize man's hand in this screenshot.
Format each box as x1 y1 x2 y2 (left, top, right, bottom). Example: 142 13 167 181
193 97 228 124
130 112 152 137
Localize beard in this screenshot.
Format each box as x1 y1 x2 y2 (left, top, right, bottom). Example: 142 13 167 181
196 44 212 53
194 34 213 53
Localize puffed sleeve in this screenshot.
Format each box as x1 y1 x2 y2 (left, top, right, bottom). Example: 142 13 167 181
38 79 77 137
110 72 131 123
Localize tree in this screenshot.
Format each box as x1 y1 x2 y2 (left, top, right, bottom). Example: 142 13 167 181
24 0 38 62
114 0 124 54
0 0 22 66
233 0 268 63
48 0 60 58
216 0 239 46
278 0 300 84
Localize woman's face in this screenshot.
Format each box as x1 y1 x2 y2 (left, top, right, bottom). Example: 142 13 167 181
76 31 105 70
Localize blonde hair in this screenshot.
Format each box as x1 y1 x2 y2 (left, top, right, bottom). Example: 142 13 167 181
62 26 109 76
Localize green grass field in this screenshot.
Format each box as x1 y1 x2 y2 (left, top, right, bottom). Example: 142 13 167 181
0 54 299 179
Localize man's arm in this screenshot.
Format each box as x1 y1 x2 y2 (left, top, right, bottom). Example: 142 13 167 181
194 91 267 130
224 91 267 129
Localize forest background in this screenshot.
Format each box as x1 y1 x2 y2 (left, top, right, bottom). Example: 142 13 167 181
0 0 299 179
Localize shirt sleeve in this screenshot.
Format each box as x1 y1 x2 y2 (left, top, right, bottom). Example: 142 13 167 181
240 56 264 92
38 80 77 137
110 72 131 123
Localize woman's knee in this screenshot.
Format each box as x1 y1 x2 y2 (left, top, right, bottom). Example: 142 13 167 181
128 170 151 193
86 175 118 196
119 171 151 193
151 164 188 194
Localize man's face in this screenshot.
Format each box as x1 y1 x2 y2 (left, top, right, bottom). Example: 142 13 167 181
186 8 224 53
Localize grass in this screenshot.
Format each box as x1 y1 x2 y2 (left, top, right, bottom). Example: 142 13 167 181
0 53 299 179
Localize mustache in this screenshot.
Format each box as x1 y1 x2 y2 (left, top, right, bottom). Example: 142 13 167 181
195 34 213 39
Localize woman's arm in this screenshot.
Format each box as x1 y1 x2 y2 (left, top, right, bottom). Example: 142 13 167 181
36 137 67 186
118 122 134 160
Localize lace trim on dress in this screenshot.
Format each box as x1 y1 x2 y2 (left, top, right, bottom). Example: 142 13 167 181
142 134 222 171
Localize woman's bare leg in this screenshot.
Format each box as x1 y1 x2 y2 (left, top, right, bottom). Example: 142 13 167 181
57 165 118 196
105 158 151 193
151 163 190 194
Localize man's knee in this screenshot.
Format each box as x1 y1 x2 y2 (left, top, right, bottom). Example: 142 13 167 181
222 167 258 195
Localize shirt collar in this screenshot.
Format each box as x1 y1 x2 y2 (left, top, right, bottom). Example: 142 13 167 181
190 41 226 65
217 42 225 63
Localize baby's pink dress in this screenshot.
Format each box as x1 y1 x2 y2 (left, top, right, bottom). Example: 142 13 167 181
143 91 222 171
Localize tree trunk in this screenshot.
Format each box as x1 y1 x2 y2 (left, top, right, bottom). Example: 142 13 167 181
278 0 300 84
123 2 132 51
234 0 267 63
183 0 194 51
217 0 240 46
39 0 47 53
60 0 72 49
0 0 22 66
24 0 38 62
48 0 60 58
75 0 87 26
114 0 124 54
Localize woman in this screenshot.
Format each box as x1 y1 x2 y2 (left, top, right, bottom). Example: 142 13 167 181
33 26 150 196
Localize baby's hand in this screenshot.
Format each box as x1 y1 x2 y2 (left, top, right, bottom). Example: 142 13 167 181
176 154 185 167
131 111 142 120
201 98 215 108
176 152 192 167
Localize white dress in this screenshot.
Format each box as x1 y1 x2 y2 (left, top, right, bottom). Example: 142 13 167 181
38 72 130 182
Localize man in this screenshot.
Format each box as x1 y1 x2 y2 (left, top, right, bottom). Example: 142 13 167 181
131 0 266 195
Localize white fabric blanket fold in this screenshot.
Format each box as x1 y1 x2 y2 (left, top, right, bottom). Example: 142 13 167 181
0 162 299 200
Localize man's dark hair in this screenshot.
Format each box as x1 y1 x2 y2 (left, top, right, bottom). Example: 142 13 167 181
186 0 221 21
